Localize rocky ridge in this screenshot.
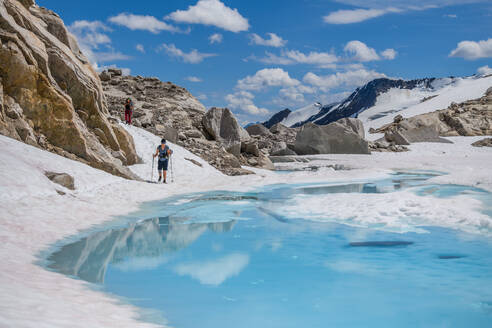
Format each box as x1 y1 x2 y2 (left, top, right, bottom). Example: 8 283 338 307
101 70 275 175
371 86 492 145
101 69 379 164
0 0 139 179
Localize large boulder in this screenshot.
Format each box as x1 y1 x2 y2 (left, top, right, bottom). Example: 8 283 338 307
385 125 452 145
384 118 453 145
241 141 260 156
246 123 271 136
257 153 275 170
202 107 250 156
270 123 289 134
270 141 296 156
0 0 139 179
294 120 370 155
45 171 75 190
337 118 365 139
269 123 298 142
155 125 179 143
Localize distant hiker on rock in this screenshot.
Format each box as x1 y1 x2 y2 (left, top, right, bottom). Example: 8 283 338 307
124 98 133 125
153 139 173 183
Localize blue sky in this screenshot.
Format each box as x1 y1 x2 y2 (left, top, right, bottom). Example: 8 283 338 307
39 0 492 123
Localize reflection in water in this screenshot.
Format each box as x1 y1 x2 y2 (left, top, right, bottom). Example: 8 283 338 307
43 172 492 328
45 172 443 284
47 218 236 283
174 253 250 286
349 241 414 247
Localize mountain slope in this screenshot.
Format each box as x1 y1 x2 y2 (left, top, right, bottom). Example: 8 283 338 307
314 78 436 125
263 108 291 128
263 76 491 131
360 75 492 136
280 103 322 127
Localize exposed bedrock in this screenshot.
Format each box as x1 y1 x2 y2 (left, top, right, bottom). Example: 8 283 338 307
0 0 139 179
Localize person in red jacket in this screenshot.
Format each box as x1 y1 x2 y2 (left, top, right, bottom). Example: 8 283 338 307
124 98 133 124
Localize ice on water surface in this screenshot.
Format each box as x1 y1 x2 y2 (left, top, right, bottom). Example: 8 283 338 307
46 173 492 328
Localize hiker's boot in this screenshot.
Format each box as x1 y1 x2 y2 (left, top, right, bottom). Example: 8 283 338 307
163 179 167 184
158 176 162 182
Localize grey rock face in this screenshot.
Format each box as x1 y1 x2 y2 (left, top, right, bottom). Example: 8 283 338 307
471 138 492 147
270 141 297 156
241 141 260 157
99 71 111 82
337 118 365 139
45 171 75 190
246 124 271 136
369 138 409 152
158 126 179 143
202 107 250 156
385 124 453 145
294 121 370 155
0 0 139 180
271 141 287 153
257 153 275 170
270 123 289 135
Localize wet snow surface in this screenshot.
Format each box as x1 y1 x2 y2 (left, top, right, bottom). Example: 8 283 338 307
45 172 492 328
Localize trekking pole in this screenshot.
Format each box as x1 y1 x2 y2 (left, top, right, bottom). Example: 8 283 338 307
151 156 154 182
170 155 175 183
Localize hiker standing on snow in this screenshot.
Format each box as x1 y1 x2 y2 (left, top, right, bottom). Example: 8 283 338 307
124 98 133 125
153 139 173 183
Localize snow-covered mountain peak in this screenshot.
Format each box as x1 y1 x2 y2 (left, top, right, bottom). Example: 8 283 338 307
262 75 491 129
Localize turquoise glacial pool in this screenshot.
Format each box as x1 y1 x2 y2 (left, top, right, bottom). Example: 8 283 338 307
45 172 492 327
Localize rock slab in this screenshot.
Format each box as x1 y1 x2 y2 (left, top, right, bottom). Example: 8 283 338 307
202 107 250 156
45 171 75 190
294 119 370 155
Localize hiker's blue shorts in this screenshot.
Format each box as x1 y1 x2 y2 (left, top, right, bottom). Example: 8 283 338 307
158 159 169 171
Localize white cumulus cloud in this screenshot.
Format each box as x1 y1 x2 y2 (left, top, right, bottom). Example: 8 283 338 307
477 65 492 76
249 33 287 47
93 52 132 62
283 49 338 66
109 13 180 33
449 38 492 60
136 44 145 53
209 33 223 44
167 0 249 33
174 253 250 286
253 49 338 67
226 91 269 115
277 85 316 105
303 69 387 92
381 48 397 60
237 68 300 91
185 76 203 82
324 7 401 24
344 40 380 61
159 43 217 64
332 0 484 8
68 20 131 65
